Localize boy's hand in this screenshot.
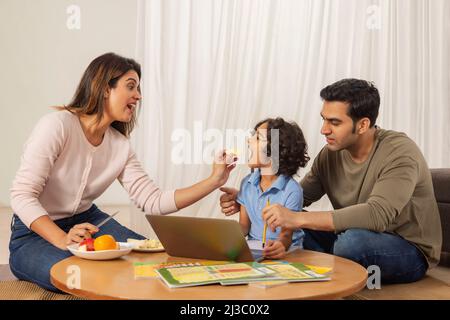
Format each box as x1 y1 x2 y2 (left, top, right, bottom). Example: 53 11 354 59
263 240 286 259
219 187 240 216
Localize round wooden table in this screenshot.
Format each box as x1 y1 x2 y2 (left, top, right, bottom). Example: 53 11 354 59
50 249 367 300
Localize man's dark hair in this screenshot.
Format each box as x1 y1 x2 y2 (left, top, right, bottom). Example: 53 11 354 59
254 118 310 177
320 78 380 132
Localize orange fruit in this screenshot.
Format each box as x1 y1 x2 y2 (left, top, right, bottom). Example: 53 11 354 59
94 235 118 251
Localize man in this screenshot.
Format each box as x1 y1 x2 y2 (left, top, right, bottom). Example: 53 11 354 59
220 79 442 283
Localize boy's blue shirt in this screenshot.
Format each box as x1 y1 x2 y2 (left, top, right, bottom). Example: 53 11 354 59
236 169 305 247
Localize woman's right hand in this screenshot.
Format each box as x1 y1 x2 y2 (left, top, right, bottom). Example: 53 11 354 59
62 223 99 248
30 215 99 251
219 187 240 216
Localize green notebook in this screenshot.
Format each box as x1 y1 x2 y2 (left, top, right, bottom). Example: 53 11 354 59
155 262 277 288
155 262 331 288
219 263 331 286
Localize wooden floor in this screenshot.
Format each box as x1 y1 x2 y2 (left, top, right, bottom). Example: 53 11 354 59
0 264 16 281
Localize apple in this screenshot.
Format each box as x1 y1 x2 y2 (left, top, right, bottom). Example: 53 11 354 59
79 238 95 251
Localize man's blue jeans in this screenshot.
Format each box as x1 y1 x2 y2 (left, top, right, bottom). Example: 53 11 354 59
9 204 145 292
303 228 428 284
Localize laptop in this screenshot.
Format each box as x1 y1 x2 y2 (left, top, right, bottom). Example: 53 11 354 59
146 215 264 262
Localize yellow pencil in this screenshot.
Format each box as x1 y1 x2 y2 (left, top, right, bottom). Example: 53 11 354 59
262 198 270 248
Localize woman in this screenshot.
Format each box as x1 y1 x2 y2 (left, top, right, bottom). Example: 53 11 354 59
9 52 236 292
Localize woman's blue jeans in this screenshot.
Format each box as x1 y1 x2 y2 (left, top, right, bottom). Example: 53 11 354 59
9 204 145 292
303 228 428 284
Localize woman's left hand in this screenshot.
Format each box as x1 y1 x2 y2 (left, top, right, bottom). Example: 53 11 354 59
210 150 238 187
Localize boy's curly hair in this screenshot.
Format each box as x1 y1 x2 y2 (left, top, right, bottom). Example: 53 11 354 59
254 117 310 177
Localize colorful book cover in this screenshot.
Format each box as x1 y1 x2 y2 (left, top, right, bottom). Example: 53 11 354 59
219 263 331 286
304 264 333 275
155 262 276 288
134 262 202 278
133 260 230 278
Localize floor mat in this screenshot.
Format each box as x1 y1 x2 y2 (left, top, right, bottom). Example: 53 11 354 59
0 280 85 300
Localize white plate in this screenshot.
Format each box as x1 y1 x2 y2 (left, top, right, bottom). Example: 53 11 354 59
67 242 133 260
127 239 165 253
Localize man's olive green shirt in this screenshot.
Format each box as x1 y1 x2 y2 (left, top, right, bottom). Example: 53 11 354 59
301 128 442 267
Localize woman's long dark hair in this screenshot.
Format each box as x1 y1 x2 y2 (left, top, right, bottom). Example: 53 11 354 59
62 52 141 137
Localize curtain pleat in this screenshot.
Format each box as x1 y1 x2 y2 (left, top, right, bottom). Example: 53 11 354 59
132 0 449 236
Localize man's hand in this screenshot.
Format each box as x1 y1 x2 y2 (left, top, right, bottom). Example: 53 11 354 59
263 205 336 232
262 204 301 231
263 240 286 259
219 187 240 216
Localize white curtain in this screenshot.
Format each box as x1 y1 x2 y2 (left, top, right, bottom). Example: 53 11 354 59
131 0 450 236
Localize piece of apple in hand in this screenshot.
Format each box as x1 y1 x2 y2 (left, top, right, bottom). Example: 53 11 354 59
78 238 95 252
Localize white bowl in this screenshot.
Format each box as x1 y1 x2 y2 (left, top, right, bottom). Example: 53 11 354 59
67 242 133 260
